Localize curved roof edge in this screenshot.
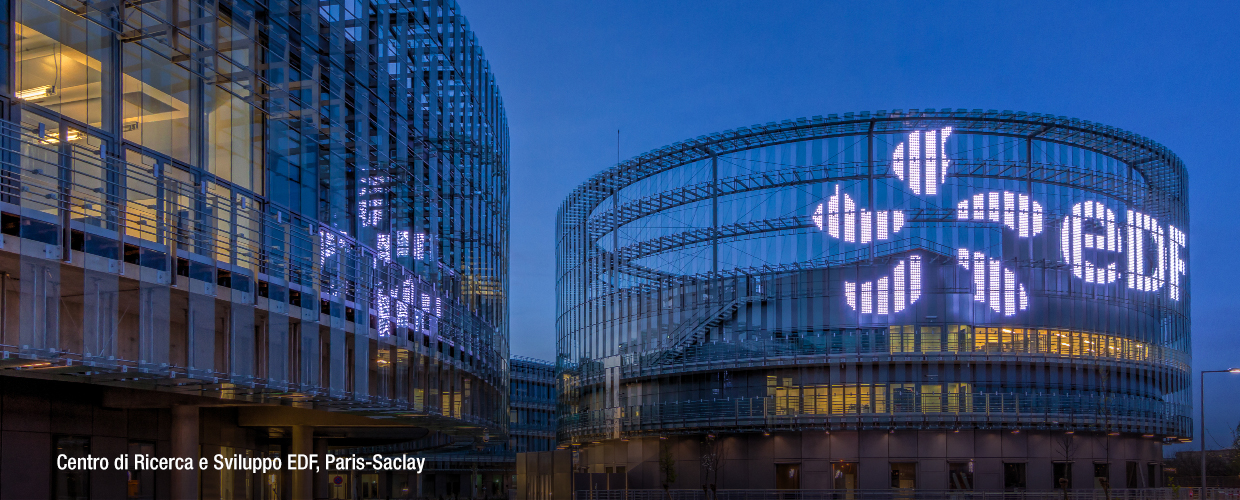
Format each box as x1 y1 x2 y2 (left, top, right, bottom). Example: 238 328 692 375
558 109 1187 227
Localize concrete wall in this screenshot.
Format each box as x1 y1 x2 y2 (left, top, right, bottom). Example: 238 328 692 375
516 449 575 500
0 376 287 499
571 430 1164 492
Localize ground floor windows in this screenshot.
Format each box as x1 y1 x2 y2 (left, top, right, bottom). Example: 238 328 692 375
833 462 858 490
53 436 91 500
890 462 916 489
949 461 974 490
1094 462 1111 488
1004 462 1027 491
126 442 156 499
1054 462 1073 489
776 463 801 490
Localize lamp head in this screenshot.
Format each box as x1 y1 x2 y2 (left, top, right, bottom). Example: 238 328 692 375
1229 368 1240 373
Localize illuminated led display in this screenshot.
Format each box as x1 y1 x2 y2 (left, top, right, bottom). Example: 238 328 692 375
1127 210 1167 292
821 130 1187 313
397 231 411 257
955 191 1044 237
893 126 952 195
358 175 390 227
557 115 1191 449
956 249 1028 316
377 233 392 263
1059 201 1120 284
319 228 346 262
375 230 426 263
1169 225 1187 300
814 185 905 243
844 255 922 314
376 293 392 336
877 277 890 314
395 300 409 329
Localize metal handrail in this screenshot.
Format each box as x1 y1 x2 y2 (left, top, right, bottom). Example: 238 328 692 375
573 489 1240 500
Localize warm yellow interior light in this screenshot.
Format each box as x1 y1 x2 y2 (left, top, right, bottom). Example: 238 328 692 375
16 85 54 100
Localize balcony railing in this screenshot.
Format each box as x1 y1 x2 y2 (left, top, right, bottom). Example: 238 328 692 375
560 392 1190 440
0 116 507 428
573 489 1240 500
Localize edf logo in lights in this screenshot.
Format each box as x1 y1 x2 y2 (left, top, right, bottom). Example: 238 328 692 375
812 127 1187 316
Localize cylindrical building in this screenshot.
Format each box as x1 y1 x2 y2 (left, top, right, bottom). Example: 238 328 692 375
555 110 1190 491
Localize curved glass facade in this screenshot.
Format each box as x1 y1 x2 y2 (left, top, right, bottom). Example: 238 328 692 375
0 0 508 429
556 110 1189 490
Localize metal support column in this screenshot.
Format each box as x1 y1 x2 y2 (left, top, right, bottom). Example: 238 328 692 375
867 120 875 261
711 152 718 277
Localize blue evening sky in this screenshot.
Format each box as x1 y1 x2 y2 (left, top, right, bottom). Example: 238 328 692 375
459 1 1240 453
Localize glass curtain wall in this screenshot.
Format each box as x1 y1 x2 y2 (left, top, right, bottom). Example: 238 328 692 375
0 0 510 430
557 110 1191 443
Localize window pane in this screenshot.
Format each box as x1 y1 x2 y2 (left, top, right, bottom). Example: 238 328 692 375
122 44 193 164
16 0 111 128
207 87 260 191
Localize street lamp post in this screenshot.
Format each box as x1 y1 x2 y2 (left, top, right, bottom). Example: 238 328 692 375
1200 368 1240 492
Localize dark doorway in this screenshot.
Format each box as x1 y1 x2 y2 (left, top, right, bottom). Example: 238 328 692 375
776 463 801 490
890 462 916 489
833 462 858 493
949 461 974 490
1094 463 1110 489
1054 462 1073 489
1003 462 1027 492
1126 462 1142 488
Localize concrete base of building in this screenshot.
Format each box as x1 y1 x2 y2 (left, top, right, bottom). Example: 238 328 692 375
559 430 1163 492
0 374 443 499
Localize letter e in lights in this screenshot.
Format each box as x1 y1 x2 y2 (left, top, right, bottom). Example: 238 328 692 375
1061 201 1121 284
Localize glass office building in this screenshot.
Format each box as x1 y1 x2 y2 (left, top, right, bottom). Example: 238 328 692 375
0 0 508 496
510 356 557 453
556 110 1188 491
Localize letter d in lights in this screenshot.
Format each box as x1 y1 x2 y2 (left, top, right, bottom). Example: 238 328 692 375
1127 210 1169 293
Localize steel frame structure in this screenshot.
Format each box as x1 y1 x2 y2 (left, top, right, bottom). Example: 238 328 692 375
0 0 510 436
555 110 1191 484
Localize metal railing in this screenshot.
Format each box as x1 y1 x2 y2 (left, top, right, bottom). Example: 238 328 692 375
0 116 509 425
575 489 1240 500
559 393 1189 439
609 332 1186 382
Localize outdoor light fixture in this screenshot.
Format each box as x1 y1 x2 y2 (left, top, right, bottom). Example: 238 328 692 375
41 129 82 144
1143 434 1155 438
16 85 54 100
1011 429 1021 434
1065 431 1075 435
1108 432 1121 436
1201 369 1240 490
